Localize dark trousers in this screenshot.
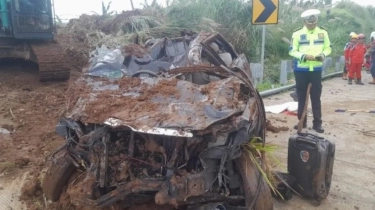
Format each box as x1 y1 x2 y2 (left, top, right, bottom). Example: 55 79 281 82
371 62 375 78
295 71 322 126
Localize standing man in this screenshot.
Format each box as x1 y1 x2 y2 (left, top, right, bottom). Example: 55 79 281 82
289 9 332 133
290 58 298 102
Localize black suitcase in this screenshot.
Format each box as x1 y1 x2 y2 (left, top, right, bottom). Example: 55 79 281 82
287 132 335 206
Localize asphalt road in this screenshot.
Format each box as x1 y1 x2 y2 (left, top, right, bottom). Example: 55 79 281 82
264 72 375 210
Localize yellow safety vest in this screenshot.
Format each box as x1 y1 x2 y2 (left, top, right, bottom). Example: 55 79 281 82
289 26 332 72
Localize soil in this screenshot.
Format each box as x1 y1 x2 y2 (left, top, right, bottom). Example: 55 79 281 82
265 120 290 133
56 32 90 71
69 77 180 124
123 44 149 58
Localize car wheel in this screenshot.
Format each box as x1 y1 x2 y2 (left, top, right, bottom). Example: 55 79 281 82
42 151 76 202
235 151 273 210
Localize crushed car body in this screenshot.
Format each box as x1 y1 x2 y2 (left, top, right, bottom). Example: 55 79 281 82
43 31 273 210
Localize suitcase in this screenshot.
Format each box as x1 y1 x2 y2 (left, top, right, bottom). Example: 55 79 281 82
287 132 335 206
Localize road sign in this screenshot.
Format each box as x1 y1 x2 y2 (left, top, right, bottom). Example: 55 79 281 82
252 0 279 25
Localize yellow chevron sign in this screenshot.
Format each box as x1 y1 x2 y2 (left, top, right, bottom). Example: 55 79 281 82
252 0 279 24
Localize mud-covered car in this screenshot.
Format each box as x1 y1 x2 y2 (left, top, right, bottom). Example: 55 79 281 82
42 32 273 210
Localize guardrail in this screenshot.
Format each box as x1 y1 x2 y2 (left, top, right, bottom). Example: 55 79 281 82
251 56 345 97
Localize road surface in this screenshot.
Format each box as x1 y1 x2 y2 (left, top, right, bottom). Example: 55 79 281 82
265 72 375 210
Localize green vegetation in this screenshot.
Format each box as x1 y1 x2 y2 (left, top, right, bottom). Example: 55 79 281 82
92 1 116 16
82 0 373 89
142 0 374 87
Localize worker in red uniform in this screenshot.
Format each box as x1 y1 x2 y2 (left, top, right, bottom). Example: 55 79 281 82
343 33 357 80
348 33 367 85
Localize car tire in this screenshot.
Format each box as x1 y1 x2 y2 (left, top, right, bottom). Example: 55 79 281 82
42 152 76 202
235 151 273 210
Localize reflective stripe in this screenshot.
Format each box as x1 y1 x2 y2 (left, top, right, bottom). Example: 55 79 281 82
295 66 323 72
299 40 309 46
314 40 324 44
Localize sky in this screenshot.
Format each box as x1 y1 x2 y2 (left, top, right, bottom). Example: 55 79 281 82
54 0 168 20
54 0 375 21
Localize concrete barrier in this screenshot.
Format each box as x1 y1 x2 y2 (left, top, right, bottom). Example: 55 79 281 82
279 60 289 85
250 63 263 85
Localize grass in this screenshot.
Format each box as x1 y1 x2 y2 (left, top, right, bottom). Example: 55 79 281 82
62 0 373 90
256 82 282 92
242 137 289 199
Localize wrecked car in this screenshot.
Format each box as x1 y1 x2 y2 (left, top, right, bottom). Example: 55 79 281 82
42 31 273 210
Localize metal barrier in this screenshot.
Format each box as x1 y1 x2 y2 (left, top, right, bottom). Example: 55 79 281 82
254 56 344 97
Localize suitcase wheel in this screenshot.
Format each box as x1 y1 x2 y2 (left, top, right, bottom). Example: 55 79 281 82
311 199 321 207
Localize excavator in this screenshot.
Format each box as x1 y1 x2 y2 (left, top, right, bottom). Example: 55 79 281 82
0 0 69 81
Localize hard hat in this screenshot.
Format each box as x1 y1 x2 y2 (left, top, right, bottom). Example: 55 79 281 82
349 32 356 37
301 9 321 24
358 33 365 38
351 34 358 39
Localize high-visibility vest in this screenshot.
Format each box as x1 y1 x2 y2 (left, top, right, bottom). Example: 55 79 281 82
289 26 332 72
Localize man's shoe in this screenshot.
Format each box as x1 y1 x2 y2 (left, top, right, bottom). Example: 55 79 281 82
294 124 307 130
290 92 298 102
348 79 352 85
312 125 324 133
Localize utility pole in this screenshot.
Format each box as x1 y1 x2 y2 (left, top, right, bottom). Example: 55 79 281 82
130 0 134 10
261 25 266 70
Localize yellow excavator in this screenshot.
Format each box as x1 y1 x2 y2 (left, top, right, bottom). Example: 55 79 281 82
0 0 69 81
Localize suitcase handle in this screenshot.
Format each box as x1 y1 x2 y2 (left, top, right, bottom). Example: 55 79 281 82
297 132 324 140
295 138 317 149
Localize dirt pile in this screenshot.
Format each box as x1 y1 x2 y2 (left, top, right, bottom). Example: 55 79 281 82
55 9 158 72
66 77 181 124
0 63 69 175
266 120 289 133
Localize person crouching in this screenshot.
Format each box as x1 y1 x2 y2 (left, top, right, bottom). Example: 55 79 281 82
348 34 366 85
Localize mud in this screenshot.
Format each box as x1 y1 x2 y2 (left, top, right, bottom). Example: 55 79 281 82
21 175 42 199
123 44 149 58
15 157 30 168
74 78 180 123
56 32 89 71
266 120 289 133
67 75 246 131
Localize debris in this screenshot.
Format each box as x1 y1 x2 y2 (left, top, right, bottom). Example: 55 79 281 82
335 109 375 113
0 128 10 135
269 117 287 123
266 120 289 133
15 157 30 168
87 47 125 79
21 176 42 199
43 32 273 209
357 130 375 137
1 124 14 132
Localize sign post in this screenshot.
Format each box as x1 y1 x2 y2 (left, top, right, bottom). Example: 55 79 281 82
252 0 279 69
